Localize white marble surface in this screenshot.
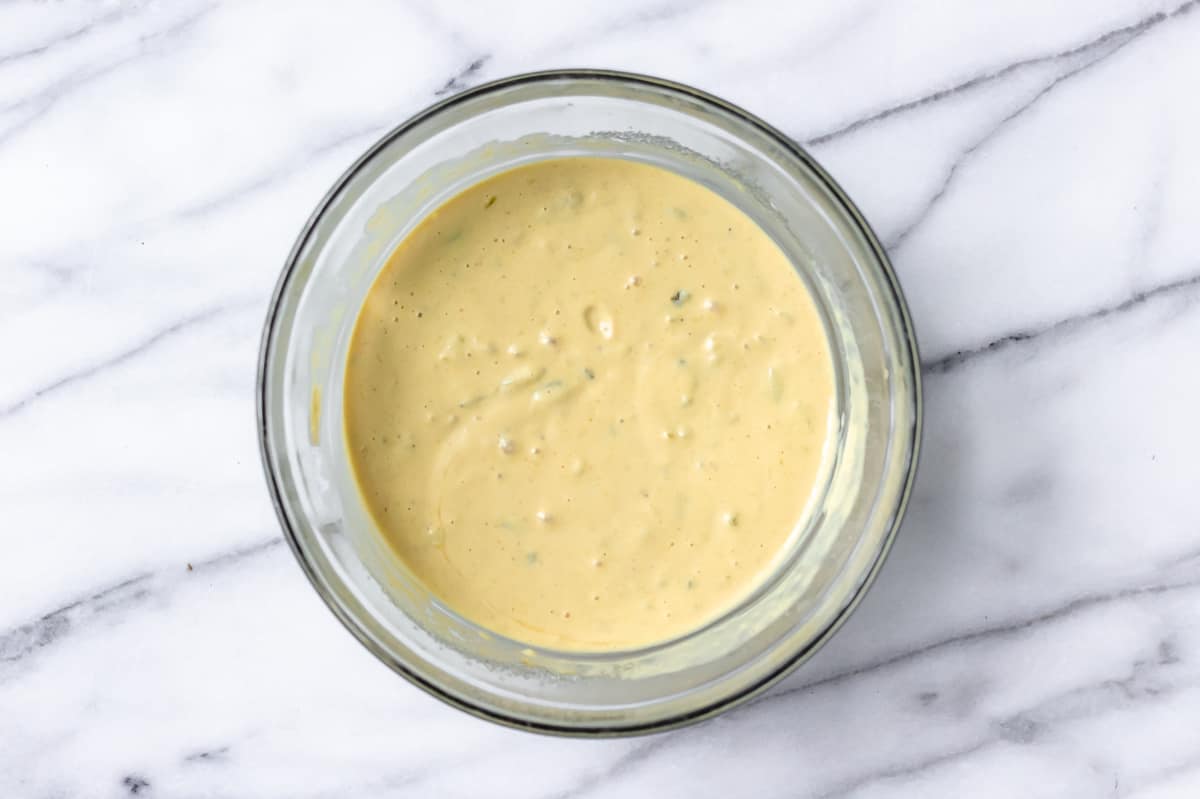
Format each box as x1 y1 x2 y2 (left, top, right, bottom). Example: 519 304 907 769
3 0 1200 795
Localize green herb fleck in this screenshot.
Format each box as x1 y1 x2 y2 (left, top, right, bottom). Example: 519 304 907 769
484 195 497 208
670 289 690 306
526 551 539 564
583 367 595 380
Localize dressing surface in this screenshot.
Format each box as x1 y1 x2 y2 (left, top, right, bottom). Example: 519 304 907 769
344 158 834 650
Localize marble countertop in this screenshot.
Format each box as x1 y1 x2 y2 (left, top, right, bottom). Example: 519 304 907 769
4 1 1199 796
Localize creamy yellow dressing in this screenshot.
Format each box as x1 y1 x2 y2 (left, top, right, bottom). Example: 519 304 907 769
344 157 834 651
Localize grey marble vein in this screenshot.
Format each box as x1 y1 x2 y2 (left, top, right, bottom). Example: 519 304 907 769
0 536 279 676
1129 151 1170 278
805 0 1199 148
176 52 493 222
538 738 674 799
922 267 1200 375
821 646 1188 798
550 573 1200 799
500 0 727 72
0 2 217 148
573 0 728 50
314 768 434 799
0 5 131 67
174 120 388 221
128 54 496 224
402 0 481 52
0 298 255 419
182 745 230 763
0 573 150 665
1 52 502 287
1125 751 1200 797
816 739 994 799
193 536 284 572
434 55 491 97
1164 544 1200 570
122 774 151 794
769 573 1200 708
881 15 1176 253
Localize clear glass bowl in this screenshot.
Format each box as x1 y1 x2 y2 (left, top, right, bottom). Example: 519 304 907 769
257 70 921 735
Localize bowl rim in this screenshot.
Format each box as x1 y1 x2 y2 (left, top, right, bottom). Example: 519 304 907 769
256 68 923 737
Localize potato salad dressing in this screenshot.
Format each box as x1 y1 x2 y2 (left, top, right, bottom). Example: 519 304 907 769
344 157 834 651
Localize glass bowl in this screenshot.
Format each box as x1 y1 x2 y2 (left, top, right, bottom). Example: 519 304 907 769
257 70 921 736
